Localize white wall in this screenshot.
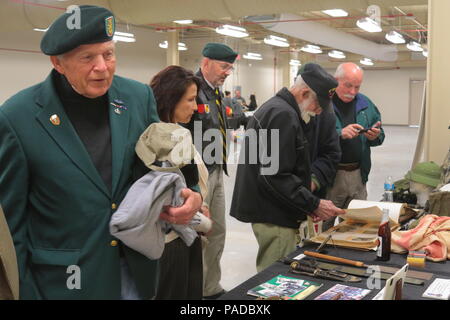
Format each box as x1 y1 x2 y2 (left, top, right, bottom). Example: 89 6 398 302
358 68 426 125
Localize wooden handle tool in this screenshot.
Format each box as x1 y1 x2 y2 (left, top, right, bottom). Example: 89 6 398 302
304 251 367 268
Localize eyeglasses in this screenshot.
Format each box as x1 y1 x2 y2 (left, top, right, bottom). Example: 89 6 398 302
213 60 234 72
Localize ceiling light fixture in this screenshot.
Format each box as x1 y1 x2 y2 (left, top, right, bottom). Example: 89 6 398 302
33 27 48 32
289 59 301 66
328 50 346 59
300 44 322 54
177 42 188 51
406 41 423 52
215 25 249 38
113 31 136 43
173 20 193 24
385 31 406 44
263 35 290 47
243 52 263 60
322 9 349 17
158 41 188 51
360 57 374 66
356 17 382 33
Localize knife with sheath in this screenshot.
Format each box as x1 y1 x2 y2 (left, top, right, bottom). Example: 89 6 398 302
289 261 362 283
282 258 424 285
303 251 432 281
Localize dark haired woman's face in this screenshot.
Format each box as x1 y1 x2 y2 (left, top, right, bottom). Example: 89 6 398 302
173 83 198 123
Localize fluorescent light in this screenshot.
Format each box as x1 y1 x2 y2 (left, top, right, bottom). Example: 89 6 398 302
215 25 248 38
115 31 134 37
173 20 193 24
158 41 188 51
177 42 188 51
33 28 48 32
243 52 263 60
356 17 382 33
322 9 348 17
360 57 374 66
328 50 346 59
385 31 405 44
263 35 290 47
422 49 428 57
300 44 322 54
113 35 136 43
113 31 136 43
406 41 423 52
289 59 301 66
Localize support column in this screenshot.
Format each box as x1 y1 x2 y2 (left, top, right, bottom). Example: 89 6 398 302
425 0 450 163
166 28 179 66
281 50 291 89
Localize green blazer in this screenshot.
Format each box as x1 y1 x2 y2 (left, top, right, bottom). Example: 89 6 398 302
0 70 160 299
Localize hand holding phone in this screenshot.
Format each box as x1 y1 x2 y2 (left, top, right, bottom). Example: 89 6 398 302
358 123 381 134
360 121 382 140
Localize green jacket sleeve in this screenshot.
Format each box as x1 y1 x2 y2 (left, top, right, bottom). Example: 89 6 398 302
0 110 32 297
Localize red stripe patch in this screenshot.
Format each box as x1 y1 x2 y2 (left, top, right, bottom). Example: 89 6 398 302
197 104 206 114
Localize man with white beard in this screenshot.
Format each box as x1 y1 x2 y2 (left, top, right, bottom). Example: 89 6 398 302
230 63 344 272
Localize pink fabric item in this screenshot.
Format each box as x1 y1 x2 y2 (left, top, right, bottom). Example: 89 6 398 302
391 215 450 261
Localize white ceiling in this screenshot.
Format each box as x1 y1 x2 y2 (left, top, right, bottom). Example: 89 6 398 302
0 0 429 68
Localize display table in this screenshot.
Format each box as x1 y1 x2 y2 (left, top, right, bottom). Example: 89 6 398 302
220 244 450 300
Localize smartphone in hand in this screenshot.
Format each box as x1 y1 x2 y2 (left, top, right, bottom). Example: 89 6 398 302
359 124 381 133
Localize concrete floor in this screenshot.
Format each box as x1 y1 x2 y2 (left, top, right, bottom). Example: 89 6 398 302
219 125 419 292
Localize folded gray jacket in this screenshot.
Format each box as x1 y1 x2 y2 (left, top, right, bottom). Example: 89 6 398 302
109 170 198 260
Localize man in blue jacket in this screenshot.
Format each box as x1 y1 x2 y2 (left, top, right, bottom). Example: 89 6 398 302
327 62 385 212
0 5 201 299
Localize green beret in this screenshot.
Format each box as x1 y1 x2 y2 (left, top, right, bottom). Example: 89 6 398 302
41 5 115 55
202 43 238 63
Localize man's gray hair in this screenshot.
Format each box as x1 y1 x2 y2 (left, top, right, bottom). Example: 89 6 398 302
292 74 317 99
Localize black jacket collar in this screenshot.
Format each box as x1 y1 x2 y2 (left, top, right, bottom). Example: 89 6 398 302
276 87 302 121
195 69 216 101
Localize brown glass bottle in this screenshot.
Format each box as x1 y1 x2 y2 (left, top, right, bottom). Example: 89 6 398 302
376 209 391 261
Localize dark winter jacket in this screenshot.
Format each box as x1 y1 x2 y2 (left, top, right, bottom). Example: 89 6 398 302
230 87 320 229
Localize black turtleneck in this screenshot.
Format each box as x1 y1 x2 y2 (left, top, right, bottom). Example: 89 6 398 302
54 72 112 192
333 94 361 164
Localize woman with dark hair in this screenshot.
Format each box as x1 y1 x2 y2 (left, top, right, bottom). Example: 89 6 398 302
150 66 202 124
149 65 210 300
248 94 258 111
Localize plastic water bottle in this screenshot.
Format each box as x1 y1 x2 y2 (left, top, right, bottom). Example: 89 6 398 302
384 176 394 202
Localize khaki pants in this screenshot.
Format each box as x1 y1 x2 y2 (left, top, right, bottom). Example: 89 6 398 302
202 167 226 296
251 223 298 273
324 169 368 230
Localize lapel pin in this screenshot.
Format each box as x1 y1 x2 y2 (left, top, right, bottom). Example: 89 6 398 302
114 108 122 115
50 114 60 126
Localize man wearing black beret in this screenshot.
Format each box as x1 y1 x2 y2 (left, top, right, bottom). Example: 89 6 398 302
296 63 343 233
183 42 237 299
0 5 202 299
230 63 345 272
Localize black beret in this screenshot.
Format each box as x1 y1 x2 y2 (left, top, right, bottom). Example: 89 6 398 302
202 43 238 63
41 5 115 55
297 63 338 111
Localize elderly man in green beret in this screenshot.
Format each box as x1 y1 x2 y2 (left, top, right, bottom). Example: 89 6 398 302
183 42 237 299
0 5 202 300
